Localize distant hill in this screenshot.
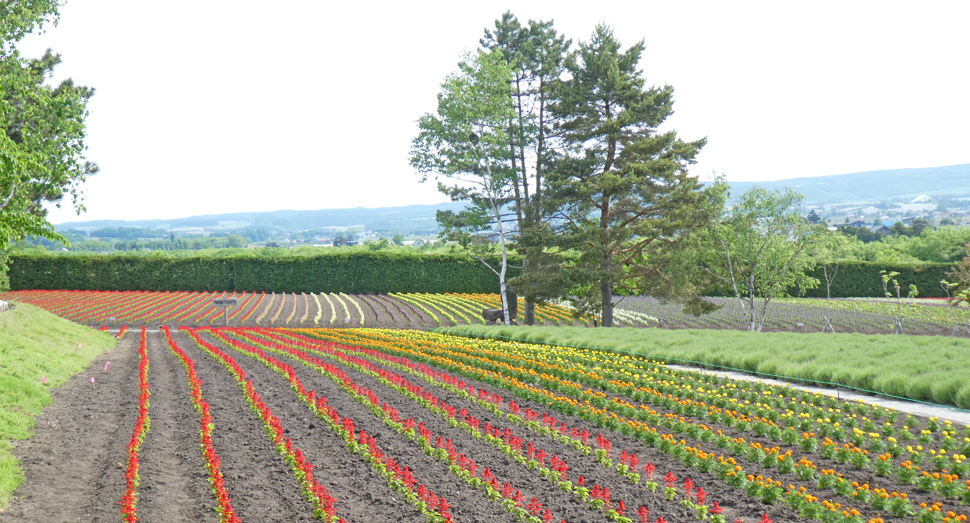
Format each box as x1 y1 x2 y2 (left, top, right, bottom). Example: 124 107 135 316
55 202 467 235
54 164 970 235
727 164 970 204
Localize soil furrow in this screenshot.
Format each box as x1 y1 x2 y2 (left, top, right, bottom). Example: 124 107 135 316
172 331 317 522
137 331 220 521
204 331 517 523
343 341 780 522
193 330 428 523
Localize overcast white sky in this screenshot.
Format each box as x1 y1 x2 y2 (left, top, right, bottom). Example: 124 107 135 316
17 0 970 224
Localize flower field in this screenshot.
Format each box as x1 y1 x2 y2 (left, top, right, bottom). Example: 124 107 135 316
0 290 590 329
614 297 970 335
7 320 970 523
3 290 968 335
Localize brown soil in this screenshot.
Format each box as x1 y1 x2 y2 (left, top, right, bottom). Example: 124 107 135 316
2 326 961 523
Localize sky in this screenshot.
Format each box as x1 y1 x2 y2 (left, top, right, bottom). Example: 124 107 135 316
15 0 970 224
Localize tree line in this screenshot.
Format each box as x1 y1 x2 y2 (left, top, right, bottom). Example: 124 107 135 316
409 11 970 329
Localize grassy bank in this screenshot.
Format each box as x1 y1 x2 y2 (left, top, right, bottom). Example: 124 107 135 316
435 325 970 410
0 303 116 510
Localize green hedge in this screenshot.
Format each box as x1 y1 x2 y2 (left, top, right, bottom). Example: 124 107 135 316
7 252 521 294
801 261 952 298
6 253 953 298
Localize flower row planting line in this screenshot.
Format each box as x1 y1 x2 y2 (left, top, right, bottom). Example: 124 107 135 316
354 328 967 468
183 328 455 523
177 328 345 521
239 292 266 323
336 329 970 520
293 329 962 523
203 328 577 523
231 329 599 521
311 293 324 324
358 295 397 326
238 328 730 523
390 294 452 326
451 293 580 325
378 294 434 327
227 292 260 322
299 293 310 324
175 291 229 323
147 292 209 323
273 330 661 487
191 291 233 323
120 326 150 522
160 326 240 523
204 292 252 323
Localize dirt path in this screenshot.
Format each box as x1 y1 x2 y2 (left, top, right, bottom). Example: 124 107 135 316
1 336 135 523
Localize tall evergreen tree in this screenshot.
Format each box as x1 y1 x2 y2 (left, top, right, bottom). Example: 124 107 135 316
480 12 571 324
546 25 707 327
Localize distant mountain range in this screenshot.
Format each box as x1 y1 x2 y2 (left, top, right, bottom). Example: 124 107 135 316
727 163 970 204
55 164 970 234
55 202 467 235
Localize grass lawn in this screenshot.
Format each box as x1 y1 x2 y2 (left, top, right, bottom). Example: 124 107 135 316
436 325 970 410
0 303 116 510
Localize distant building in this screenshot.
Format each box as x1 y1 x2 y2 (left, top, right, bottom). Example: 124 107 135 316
868 225 891 236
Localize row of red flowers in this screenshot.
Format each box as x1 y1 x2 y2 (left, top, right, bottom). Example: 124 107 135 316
120 326 149 522
187 327 456 522
160 326 241 522
179 328 345 521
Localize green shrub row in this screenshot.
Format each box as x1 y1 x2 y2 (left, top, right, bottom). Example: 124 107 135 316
7 252 521 294
6 253 953 297
800 261 952 298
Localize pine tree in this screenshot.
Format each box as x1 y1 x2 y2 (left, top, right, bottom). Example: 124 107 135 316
546 25 707 327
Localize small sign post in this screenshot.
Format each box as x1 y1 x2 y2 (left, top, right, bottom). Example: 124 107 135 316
212 297 239 325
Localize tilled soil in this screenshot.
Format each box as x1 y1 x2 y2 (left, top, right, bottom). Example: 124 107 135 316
2 326 961 523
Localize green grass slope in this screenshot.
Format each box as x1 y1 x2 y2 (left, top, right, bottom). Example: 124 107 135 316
0 303 116 510
436 325 970 410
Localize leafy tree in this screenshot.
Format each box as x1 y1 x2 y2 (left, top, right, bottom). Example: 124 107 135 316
480 12 571 324
411 49 517 324
696 182 821 331
367 237 389 251
945 243 970 305
545 25 707 327
810 230 856 299
1 2 97 290
391 233 404 246
806 209 822 224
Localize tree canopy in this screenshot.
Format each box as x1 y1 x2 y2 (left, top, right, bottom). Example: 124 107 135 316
545 24 707 327
1 1 97 259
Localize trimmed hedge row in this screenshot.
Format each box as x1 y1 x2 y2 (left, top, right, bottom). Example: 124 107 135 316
7 252 521 294
6 253 953 297
801 261 952 298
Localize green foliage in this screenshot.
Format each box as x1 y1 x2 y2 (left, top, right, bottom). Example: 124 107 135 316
1 1 97 290
7 251 522 293
546 24 706 326
798 261 951 298
694 182 821 330
436 324 970 408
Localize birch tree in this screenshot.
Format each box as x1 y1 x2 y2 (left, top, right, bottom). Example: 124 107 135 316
410 50 517 324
